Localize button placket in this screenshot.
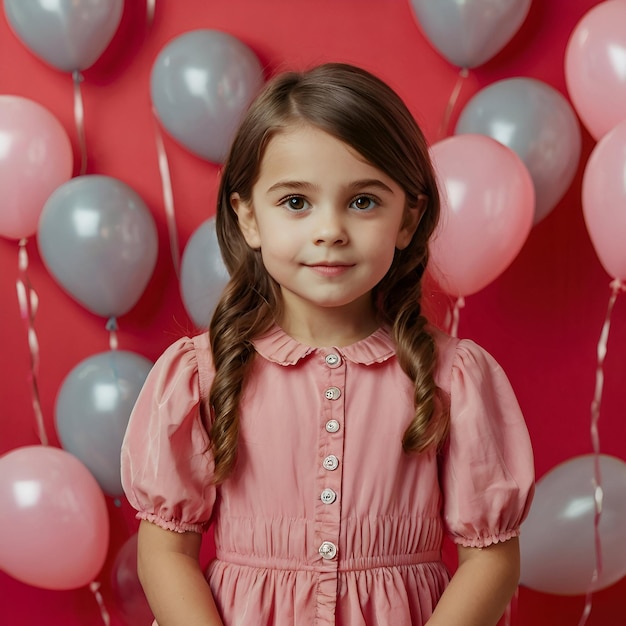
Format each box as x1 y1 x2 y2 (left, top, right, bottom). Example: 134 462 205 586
315 349 345 578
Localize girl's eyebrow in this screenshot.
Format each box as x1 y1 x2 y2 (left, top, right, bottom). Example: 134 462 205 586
266 179 395 194
347 179 395 194
266 180 316 194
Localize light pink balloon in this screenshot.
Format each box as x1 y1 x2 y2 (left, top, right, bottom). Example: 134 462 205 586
520 454 626 595
565 0 626 140
582 119 626 281
0 446 109 590
0 96 73 240
428 134 534 297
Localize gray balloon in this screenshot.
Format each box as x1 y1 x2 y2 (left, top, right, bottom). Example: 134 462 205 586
180 218 230 329
3 0 123 72
151 29 264 163
55 350 153 496
455 77 582 223
38 175 158 318
409 0 531 68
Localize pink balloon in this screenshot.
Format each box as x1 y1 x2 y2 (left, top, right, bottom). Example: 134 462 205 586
0 446 109 590
520 454 626 595
565 0 626 140
582 119 626 281
111 534 154 626
0 96 73 240
428 134 534 297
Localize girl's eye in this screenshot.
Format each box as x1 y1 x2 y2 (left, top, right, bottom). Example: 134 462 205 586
351 195 377 211
282 196 310 211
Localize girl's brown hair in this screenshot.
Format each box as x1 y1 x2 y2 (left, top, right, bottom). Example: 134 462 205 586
208 62 445 483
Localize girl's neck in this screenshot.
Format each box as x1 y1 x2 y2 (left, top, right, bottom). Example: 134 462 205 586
279 299 379 348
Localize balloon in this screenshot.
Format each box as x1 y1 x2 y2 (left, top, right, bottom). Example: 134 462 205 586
0 445 109 590
3 0 124 72
428 134 534 297
581 119 626 281
0 96 73 240
455 77 581 224
151 29 264 163
38 175 158 318
180 218 230 329
520 454 626 595
409 0 531 69
111 533 153 626
565 0 626 141
55 350 153 496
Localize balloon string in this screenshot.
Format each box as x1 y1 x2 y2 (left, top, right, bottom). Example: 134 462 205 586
153 108 181 278
147 0 156 25
72 71 88 176
437 67 469 140
577 278 624 626
106 316 119 351
15 239 48 446
450 296 464 338
89 581 111 626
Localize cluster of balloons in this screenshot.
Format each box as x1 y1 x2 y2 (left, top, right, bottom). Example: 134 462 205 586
0 8 265 614
417 0 626 306
408 0 586 301
413 0 626 599
0 0 158 607
518 2 626 598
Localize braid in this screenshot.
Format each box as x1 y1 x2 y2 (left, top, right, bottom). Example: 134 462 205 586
208 256 277 483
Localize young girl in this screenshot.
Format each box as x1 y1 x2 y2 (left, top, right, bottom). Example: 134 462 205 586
121 62 534 626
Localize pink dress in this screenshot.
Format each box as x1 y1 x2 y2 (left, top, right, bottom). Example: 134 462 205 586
121 325 534 625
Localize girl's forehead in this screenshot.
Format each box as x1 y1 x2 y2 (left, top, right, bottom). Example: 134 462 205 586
259 123 375 173
252 123 403 198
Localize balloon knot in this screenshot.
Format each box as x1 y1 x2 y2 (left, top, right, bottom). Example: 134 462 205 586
105 316 118 332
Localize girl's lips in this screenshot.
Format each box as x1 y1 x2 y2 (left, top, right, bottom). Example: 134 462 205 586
307 263 354 277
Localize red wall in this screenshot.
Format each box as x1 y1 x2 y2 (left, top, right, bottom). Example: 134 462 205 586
1 1 625 624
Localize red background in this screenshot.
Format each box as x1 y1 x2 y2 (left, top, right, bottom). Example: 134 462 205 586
1 1 625 624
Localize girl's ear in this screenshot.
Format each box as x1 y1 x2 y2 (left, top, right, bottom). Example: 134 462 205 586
396 194 426 250
231 192 261 249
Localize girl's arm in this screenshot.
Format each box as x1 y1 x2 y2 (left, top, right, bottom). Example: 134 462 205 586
137 519 224 626
426 537 520 626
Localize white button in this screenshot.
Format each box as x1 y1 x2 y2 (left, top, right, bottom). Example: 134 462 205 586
325 419 340 433
325 353 341 367
323 455 339 471
324 386 341 400
319 541 337 559
321 488 337 504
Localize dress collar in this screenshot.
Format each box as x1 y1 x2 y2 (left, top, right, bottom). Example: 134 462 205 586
252 324 396 366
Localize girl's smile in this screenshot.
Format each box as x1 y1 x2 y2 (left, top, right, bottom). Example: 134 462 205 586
232 123 421 344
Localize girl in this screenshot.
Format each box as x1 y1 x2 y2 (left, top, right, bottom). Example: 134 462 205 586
121 62 534 626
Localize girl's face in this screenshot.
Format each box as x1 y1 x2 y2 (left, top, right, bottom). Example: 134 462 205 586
232 123 421 331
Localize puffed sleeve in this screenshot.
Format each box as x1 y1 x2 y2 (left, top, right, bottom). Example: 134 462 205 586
121 335 216 534
440 339 535 548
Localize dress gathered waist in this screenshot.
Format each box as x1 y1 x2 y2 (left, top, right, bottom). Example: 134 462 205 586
214 548 442 572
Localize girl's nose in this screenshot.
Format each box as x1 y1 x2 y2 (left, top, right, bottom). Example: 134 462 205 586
313 207 348 246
